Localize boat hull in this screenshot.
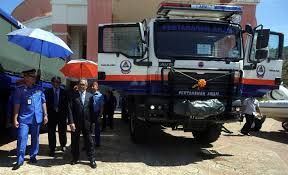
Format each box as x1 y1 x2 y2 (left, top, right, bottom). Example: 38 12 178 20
259 100 288 122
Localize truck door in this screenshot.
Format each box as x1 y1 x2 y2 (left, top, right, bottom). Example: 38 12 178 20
98 22 149 93
242 30 284 97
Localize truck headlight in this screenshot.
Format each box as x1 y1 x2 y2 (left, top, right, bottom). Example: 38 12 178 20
150 105 155 110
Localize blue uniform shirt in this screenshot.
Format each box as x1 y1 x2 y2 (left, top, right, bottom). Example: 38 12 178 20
14 84 46 124
93 91 104 113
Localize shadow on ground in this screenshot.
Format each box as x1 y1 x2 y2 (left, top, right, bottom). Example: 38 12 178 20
250 130 288 144
92 118 233 166
0 118 234 168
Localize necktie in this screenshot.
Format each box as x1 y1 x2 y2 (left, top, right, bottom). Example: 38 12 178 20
81 92 85 105
54 89 59 110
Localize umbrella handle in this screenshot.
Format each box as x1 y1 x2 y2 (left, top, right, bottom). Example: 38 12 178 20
38 40 43 70
38 54 42 70
80 63 82 79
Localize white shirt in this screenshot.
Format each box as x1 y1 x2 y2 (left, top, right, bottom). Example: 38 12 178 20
242 97 259 115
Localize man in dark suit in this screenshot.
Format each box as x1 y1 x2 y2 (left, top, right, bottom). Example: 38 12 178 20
45 76 68 156
68 79 96 169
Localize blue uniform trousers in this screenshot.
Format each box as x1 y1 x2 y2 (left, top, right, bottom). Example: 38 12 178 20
16 117 40 164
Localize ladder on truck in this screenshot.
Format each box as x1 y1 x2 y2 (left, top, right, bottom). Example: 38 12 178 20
157 2 243 22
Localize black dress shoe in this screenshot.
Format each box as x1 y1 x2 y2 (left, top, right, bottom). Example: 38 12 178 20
61 146 67 152
90 160 97 169
12 163 23 170
29 158 37 164
49 151 55 157
70 159 79 165
240 131 250 136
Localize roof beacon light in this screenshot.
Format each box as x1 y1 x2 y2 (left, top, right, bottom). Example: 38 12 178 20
157 2 242 21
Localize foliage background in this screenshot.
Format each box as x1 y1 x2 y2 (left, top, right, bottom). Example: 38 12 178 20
283 46 288 85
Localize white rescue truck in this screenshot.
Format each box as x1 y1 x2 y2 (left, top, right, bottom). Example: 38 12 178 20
98 2 284 143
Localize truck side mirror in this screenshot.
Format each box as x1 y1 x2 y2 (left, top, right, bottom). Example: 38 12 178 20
245 24 253 34
256 29 270 49
138 22 146 43
255 49 268 60
138 22 148 57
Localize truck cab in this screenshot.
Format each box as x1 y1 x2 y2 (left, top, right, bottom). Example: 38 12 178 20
98 2 284 143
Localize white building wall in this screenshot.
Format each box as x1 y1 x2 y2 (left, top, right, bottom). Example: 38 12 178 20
23 15 52 31
51 0 87 25
70 26 84 59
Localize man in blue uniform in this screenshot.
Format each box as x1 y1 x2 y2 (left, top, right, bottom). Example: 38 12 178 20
91 81 104 147
12 69 48 170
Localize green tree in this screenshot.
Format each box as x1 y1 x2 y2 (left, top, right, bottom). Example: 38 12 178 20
282 46 288 85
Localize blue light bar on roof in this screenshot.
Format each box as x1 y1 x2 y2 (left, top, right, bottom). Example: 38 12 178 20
158 2 243 17
191 4 242 13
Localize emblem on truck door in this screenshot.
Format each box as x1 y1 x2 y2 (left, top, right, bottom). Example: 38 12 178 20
256 65 265 78
120 60 132 74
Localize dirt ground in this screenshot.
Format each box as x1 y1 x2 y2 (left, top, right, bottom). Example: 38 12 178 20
0 114 287 175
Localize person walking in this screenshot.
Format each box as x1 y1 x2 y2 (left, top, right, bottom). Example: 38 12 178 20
45 76 68 156
68 79 96 169
91 81 104 147
240 97 262 136
102 89 117 131
12 69 48 170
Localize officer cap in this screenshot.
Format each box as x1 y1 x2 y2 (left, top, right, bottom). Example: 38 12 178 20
22 69 36 77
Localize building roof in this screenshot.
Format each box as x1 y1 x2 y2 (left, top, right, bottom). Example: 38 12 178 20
12 0 51 22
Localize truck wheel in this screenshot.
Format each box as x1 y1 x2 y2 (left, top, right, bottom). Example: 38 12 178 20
129 113 143 143
192 124 222 144
282 122 288 131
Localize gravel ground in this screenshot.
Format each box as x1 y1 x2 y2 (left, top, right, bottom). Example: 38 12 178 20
0 114 287 175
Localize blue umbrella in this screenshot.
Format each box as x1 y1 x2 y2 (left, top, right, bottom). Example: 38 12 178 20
7 27 73 69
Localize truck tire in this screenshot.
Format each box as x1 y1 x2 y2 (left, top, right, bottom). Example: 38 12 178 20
282 122 288 131
129 113 144 143
192 124 222 144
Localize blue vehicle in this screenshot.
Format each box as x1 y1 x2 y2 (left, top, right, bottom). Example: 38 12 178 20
0 8 65 137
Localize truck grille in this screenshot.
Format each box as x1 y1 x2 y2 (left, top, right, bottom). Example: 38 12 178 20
165 69 236 99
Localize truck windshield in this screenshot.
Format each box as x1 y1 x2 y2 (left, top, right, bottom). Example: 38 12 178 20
154 21 242 60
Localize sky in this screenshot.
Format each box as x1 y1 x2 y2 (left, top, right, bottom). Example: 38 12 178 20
0 0 22 14
0 0 287 46
256 0 288 46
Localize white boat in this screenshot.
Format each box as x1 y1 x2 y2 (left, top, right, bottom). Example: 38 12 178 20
259 100 288 121
260 85 288 131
